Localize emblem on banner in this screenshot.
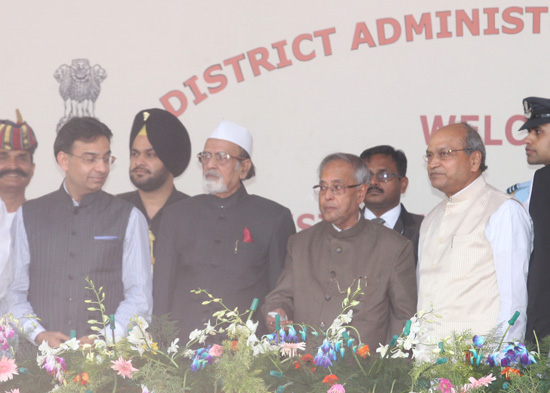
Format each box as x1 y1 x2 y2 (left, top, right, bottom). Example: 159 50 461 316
523 99 532 119
54 59 107 131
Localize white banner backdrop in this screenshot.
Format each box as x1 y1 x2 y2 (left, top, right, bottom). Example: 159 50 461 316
1 0 548 230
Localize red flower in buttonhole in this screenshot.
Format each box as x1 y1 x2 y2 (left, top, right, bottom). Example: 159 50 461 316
322 374 339 385
242 226 253 242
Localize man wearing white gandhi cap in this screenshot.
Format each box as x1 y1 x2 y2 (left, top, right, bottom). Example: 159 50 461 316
153 119 296 340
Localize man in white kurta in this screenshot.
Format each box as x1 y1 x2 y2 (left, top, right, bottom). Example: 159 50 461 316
417 123 531 344
0 199 12 306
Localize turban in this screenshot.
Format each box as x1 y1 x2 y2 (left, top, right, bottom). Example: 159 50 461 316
130 108 191 177
0 109 38 152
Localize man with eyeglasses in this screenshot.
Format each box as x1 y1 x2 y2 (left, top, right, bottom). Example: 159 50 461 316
153 119 295 340
417 122 530 346
360 145 423 263
262 153 416 350
119 109 191 265
518 97 550 342
6 117 152 347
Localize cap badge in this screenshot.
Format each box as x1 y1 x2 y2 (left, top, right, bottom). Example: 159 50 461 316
524 100 532 119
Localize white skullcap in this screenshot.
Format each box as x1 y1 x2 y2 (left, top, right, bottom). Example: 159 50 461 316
208 119 253 156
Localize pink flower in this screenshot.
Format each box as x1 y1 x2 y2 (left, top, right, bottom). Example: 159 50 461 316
328 384 346 393
472 374 496 387
6 390 20 393
461 373 497 392
209 344 223 357
0 355 18 382
111 355 138 379
280 342 306 357
438 378 456 393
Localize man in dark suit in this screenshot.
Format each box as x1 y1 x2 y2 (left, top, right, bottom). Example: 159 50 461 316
153 119 296 341
119 108 192 264
360 145 423 262
262 153 416 350
519 97 550 342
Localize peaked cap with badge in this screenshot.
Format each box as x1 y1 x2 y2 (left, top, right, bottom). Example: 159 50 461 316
129 108 191 177
519 97 550 130
0 109 38 152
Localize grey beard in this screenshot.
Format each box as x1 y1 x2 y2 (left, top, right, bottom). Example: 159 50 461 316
203 170 228 195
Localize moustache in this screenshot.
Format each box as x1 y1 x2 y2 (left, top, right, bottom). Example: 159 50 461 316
367 186 383 194
131 166 151 175
0 169 28 178
204 169 222 179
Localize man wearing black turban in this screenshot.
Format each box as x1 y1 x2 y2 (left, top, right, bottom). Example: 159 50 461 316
119 108 192 264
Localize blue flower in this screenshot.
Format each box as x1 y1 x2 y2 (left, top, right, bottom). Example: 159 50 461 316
487 353 498 367
473 335 485 348
314 349 333 368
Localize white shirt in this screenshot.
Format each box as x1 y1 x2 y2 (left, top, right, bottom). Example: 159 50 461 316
419 177 531 340
363 204 402 230
6 190 152 343
0 200 13 306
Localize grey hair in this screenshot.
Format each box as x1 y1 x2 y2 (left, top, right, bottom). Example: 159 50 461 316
318 153 371 184
460 122 488 172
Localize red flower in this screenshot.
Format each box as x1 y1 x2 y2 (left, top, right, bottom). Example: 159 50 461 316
464 350 473 364
231 340 239 352
73 372 90 386
357 345 370 358
242 226 253 242
294 354 316 372
322 374 339 385
501 367 521 379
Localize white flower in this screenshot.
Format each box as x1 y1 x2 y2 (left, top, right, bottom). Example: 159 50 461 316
401 335 419 351
329 318 343 332
245 319 258 334
226 323 237 336
141 384 155 393
59 337 80 351
128 325 153 355
247 333 259 348
376 343 389 357
188 329 202 342
340 310 353 324
203 320 216 336
167 338 180 354
182 349 196 359
38 340 55 355
132 316 149 330
391 349 409 358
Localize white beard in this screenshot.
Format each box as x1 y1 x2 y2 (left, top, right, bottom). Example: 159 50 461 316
203 170 228 195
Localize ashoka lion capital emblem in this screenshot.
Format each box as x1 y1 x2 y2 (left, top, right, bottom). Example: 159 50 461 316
54 59 107 131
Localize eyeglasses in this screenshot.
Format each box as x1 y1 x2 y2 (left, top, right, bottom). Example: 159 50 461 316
423 148 473 163
197 151 246 164
371 171 402 183
313 183 361 195
69 153 116 165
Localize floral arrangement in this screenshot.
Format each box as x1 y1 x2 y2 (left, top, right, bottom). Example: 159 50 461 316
1 279 549 393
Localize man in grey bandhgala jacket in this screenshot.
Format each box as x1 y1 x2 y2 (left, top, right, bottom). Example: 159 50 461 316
6 117 152 347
